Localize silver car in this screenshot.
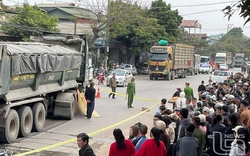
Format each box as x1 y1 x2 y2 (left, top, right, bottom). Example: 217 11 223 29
123 64 138 75
210 70 230 83
106 69 133 87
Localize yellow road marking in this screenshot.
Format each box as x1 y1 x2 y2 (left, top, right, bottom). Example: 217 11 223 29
14 97 160 156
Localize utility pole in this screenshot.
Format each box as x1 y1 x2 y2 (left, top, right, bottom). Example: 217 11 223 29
104 0 111 69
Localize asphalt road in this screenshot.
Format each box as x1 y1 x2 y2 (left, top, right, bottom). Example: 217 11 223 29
5 68 241 156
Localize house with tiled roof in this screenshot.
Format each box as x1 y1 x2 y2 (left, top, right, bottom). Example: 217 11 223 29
180 20 210 40
37 3 96 35
180 20 202 34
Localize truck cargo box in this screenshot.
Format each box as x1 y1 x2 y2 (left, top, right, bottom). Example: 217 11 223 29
0 42 83 101
173 44 195 70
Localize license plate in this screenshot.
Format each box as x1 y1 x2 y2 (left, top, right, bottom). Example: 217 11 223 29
155 67 159 70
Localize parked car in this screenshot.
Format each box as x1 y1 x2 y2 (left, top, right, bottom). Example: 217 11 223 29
199 64 212 74
246 61 250 67
106 69 133 87
137 63 148 75
218 64 229 71
123 64 138 75
210 70 230 83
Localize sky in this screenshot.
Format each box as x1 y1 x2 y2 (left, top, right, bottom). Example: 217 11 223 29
3 0 250 37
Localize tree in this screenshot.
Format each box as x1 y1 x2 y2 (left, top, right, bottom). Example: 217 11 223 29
223 0 250 25
211 28 250 56
179 30 211 55
80 0 143 39
109 0 166 61
147 0 183 43
1 2 59 41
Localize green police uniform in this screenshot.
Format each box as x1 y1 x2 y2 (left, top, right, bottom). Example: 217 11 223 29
126 78 135 108
184 86 194 99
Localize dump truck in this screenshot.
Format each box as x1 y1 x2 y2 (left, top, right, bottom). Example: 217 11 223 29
148 40 195 80
0 42 84 143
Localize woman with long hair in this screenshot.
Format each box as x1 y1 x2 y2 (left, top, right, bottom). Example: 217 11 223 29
208 114 226 156
224 113 241 153
109 128 136 156
129 125 140 146
135 127 167 156
155 120 170 153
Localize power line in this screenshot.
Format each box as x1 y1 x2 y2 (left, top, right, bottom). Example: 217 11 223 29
171 1 235 8
181 9 222 16
26 0 236 9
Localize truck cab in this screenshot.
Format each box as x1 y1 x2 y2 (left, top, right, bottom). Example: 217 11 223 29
234 53 245 67
215 53 227 65
200 56 210 65
148 45 173 80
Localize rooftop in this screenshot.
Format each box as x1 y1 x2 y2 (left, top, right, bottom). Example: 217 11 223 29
50 7 97 20
180 20 202 28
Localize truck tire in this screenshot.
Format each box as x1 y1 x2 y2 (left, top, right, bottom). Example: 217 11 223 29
18 106 33 137
0 109 19 143
65 90 77 119
32 103 46 132
149 75 153 80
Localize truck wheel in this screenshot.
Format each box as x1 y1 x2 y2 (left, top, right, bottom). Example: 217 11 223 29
154 76 158 80
18 106 33 137
149 75 153 80
69 97 76 120
0 109 19 143
32 103 46 132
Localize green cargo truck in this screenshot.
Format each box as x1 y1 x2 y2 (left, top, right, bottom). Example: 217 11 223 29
0 42 83 143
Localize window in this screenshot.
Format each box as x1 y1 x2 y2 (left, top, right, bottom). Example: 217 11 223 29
214 71 228 76
125 65 131 68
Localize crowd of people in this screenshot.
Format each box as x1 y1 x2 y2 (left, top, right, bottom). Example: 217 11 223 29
78 71 250 156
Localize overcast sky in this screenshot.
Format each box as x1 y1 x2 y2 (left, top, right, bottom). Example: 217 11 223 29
3 0 250 37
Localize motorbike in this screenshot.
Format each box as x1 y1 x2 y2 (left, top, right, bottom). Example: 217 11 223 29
97 73 104 84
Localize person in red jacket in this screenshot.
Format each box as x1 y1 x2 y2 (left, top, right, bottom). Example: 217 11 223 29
134 127 167 156
109 128 136 156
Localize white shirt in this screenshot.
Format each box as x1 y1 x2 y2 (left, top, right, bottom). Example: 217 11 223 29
176 98 186 109
209 107 214 117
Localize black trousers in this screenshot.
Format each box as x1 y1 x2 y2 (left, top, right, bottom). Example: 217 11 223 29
109 87 116 98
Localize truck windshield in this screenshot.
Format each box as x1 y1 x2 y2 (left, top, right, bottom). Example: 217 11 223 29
215 57 225 61
150 53 168 61
235 57 242 60
200 58 209 63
